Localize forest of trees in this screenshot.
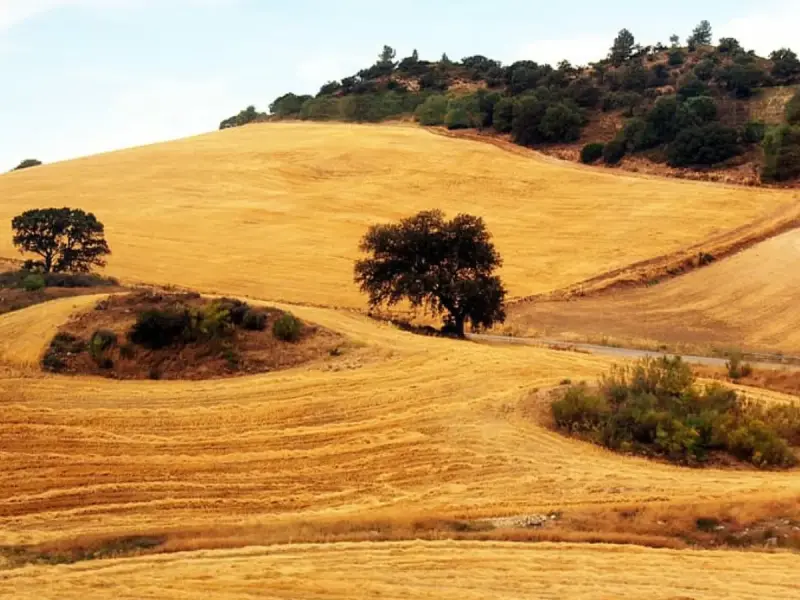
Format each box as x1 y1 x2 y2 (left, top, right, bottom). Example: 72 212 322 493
224 21 800 182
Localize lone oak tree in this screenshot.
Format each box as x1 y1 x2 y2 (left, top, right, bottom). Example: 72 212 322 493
12 207 111 273
354 210 506 337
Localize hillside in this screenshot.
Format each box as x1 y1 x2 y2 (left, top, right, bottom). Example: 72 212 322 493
228 26 800 187
0 122 794 309
2 121 800 598
509 227 800 354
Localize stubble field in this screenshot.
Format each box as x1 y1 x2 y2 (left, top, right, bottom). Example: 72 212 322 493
1 122 799 598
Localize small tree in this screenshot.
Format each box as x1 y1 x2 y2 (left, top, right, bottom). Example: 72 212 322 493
610 29 636 66
11 208 111 273
13 159 42 171
687 20 712 47
354 210 506 337
770 48 800 79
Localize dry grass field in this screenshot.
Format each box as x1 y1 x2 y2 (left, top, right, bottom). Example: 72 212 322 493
2 123 800 598
510 228 800 354
0 122 795 307
2 541 800 599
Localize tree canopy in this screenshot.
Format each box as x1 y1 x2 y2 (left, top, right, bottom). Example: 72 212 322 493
687 20 712 47
12 159 42 171
354 210 506 337
11 208 111 273
610 29 636 66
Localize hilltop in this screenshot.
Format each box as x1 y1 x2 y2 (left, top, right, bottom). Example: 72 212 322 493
224 21 800 187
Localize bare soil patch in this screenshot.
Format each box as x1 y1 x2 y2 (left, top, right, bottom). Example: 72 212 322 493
43 291 344 380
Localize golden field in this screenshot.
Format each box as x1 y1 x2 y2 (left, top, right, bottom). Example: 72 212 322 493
2 541 800 599
510 228 800 353
0 122 795 307
1 123 800 598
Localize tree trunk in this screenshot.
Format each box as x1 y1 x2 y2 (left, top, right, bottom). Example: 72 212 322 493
453 314 465 338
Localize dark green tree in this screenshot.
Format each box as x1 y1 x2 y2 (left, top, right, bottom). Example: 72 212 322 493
511 96 547 146
11 208 111 273
687 20 712 47
492 97 516 133
667 123 740 167
762 125 800 182
610 29 636 66
770 48 800 79
354 210 506 337
717 38 742 54
12 159 42 171
538 102 583 142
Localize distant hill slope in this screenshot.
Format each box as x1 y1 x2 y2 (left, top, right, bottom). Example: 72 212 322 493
0 122 793 308
227 27 800 186
510 227 800 354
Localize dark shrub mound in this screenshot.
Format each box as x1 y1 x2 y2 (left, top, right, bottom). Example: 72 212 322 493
43 333 85 372
273 313 303 342
0 270 118 289
551 357 799 468
580 142 605 164
242 309 268 331
603 139 627 165
21 273 45 292
128 309 192 350
90 329 118 365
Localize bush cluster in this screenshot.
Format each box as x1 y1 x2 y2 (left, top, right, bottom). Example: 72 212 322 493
580 142 605 164
273 313 303 342
42 333 85 372
127 298 272 350
0 269 118 289
551 357 798 468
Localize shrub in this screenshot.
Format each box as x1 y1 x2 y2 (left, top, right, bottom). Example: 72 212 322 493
552 384 610 433
89 329 117 363
667 123 741 167
492 98 515 133
444 105 472 130
538 102 583 143
242 309 268 331
415 95 448 126
603 139 627 164
42 332 85 372
511 96 547 146
128 309 191 350
761 125 800 182
693 58 715 81
21 273 45 292
726 351 752 380
580 143 605 164
551 357 798 468
273 313 303 342
668 49 685 66
741 121 766 144
621 118 659 151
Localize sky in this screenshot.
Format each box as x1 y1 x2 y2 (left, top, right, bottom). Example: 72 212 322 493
1 0 798 169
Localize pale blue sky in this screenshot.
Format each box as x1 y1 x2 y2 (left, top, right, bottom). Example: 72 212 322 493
1 0 797 169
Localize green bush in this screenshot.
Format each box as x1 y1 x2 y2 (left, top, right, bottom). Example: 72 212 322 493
580 143 605 164
668 49 685 66
667 123 741 167
89 329 117 363
21 273 45 292
538 102 583 142
273 313 303 342
726 351 752 379
492 97 515 133
415 95 448 126
128 309 191 350
242 309 268 331
551 357 799 468
621 118 659 151
444 105 472 130
761 125 800 182
552 384 610 433
603 139 627 164
741 121 766 144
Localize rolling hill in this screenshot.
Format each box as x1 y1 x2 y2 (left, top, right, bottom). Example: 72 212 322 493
0 122 794 309
510 227 800 353
2 122 800 598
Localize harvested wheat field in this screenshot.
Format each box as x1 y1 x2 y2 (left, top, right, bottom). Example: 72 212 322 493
2 541 800 599
510 228 800 354
2 124 800 598
0 122 796 308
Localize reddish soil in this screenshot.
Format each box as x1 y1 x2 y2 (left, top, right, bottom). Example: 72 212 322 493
46 291 344 380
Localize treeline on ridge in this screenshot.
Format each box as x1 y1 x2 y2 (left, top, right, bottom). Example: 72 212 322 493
222 21 800 183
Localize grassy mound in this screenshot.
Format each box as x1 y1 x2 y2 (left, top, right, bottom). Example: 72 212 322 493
552 357 799 468
42 291 344 380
